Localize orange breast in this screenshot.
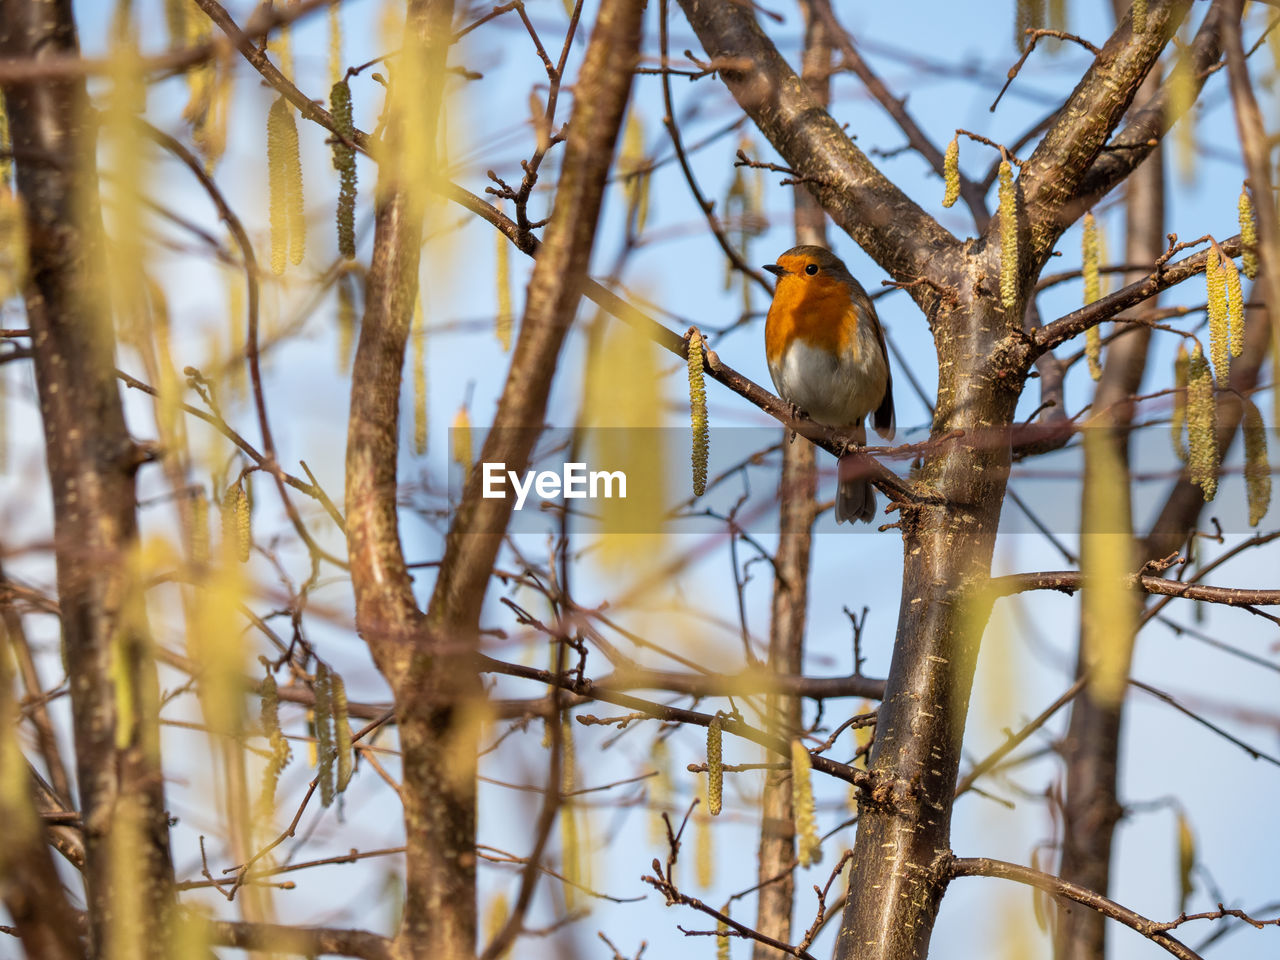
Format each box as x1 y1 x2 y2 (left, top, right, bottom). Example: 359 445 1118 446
765 274 860 366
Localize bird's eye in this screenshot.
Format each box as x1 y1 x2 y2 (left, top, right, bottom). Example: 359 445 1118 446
805 263 819 276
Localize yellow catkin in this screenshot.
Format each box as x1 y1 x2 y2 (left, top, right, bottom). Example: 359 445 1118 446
1239 186 1259 280
267 98 292 275
315 662 336 807
413 295 428 455
257 670 292 817
688 330 709 497
329 0 344 89
1243 398 1271 526
706 715 723 816
1176 811 1195 911
495 219 513 351
222 482 251 562
1186 345 1219 501
1205 250 1229 383
1171 343 1189 462
1015 0 1035 51
717 915 730 960
452 405 472 475
1223 255 1244 360
999 161 1019 310
1132 0 1147 33
331 81 357 259
1082 212 1102 380
332 671 353 792
791 740 821 867
190 490 209 563
942 136 960 208
620 111 649 235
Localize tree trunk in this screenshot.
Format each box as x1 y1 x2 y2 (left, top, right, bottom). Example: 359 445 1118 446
0 1 175 955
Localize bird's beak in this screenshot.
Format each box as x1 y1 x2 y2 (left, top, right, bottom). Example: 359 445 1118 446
762 264 785 277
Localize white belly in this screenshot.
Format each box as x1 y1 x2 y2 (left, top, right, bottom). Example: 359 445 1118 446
768 337 887 428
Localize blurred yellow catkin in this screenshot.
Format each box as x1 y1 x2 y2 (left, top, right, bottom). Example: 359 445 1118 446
695 775 715 888
329 0 344 89
559 715 583 909
484 893 511 959
999 161 1019 310
1243 397 1271 525
1132 0 1147 32
649 736 671 844
1176 810 1196 913
452 404 472 475
495 213 513 350
1168 28 1196 183
791 740 821 867
619 110 650 235
1081 425 1136 707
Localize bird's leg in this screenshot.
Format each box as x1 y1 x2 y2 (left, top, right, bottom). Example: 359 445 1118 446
785 401 807 444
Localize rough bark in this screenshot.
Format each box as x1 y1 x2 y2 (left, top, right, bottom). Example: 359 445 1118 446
0 1 175 955
342 1 466 955
0 639 82 960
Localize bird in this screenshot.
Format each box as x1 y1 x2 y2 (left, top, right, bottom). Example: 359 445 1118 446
763 245 895 524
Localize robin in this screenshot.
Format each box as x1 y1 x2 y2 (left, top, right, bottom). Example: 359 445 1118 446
763 245 895 523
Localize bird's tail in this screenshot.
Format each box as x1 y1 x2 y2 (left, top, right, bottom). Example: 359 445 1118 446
836 454 876 524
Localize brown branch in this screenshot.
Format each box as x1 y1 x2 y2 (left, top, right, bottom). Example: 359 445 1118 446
476 655 872 790
1034 235 1242 351
949 857 1204 960
203 917 394 960
1019 0 1192 263
953 675 1088 798
1077 1 1227 205
675 0 962 301
812 0 991 231
991 569 1280 608
657 0 773 296
0 0 331 82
